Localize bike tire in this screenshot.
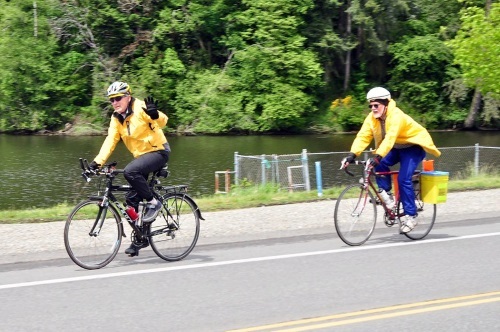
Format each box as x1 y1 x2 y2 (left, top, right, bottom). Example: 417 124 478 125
334 184 377 246
399 195 436 240
149 193 200 261
64 199 123 270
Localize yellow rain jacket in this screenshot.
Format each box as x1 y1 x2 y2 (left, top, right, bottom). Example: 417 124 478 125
350 99 441 158
94 97 169 165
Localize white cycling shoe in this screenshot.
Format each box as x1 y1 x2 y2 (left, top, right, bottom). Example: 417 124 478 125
401 215 418 233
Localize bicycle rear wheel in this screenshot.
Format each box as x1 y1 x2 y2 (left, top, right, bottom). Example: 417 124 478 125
64 199 123 270
398 194 436 240
149 193 200 261
334 184 377 246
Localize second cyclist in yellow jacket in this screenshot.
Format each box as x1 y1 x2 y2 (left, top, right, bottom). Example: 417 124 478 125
342 87 440 234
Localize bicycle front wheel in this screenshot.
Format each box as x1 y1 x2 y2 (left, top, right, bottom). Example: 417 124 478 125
149 193 200 261
334 184 377 246
399 197 436 240
64 199 123 270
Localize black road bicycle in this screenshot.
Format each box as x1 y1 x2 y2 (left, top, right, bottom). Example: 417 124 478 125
64 158 203 270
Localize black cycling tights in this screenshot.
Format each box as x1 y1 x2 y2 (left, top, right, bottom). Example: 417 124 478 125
123 151 169 202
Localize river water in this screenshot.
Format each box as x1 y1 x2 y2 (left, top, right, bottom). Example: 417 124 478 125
1 131 499 210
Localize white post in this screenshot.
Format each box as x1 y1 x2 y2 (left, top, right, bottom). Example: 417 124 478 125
302 149 310 191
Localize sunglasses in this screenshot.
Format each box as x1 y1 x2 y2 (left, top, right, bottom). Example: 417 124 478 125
369 103 382 109
109 96 125 103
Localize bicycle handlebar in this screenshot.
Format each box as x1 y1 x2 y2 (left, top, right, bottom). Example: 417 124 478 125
79 158 121 182
340 159 370 177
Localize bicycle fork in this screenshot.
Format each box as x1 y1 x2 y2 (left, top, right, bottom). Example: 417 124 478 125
351 185 371 217
89 198 109 237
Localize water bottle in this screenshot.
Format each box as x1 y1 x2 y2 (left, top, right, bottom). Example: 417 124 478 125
378 189 395 209
126 206 139 223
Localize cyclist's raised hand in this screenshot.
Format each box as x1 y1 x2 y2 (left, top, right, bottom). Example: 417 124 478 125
143 96 159 120
340 152 356 169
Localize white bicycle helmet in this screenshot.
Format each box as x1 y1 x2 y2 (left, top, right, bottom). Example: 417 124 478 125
107 81 131 98
366 87 391 101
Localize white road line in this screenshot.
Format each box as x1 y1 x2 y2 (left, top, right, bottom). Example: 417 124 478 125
1 232 500 290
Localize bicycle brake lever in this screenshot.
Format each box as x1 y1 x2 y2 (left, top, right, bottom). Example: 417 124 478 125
83 159 90 170
81 171 91 183
79 158 86 171
338 160 354 176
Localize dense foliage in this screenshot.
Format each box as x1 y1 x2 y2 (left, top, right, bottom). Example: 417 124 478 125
0 0 498 134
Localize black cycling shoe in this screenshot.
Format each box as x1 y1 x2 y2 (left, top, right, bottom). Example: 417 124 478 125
125 244 141 257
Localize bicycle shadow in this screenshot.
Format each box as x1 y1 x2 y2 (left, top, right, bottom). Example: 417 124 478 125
101 250 215 269
365 230 453 245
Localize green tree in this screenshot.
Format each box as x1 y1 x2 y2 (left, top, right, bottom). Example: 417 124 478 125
447 2 500 128
173 65 245 133
222 0 323 132
0 0 85 131
388 35 459 128
0 0 489 133
158 0 324 133
49 0 172 122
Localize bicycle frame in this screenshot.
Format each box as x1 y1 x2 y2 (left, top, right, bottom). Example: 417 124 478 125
357 162 420 218
356 163 396 218
82 164 161 248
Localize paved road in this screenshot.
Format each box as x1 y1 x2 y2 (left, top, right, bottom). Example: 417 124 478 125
1 189 499 265
1 213 500 331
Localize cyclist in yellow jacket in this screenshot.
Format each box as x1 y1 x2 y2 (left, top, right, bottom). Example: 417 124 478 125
89 81 170 256
341 87 441 233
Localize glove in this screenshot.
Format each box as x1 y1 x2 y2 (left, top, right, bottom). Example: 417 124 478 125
340 152 356 169
89 160 100 171
369 155 382 167
143 96 159 120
